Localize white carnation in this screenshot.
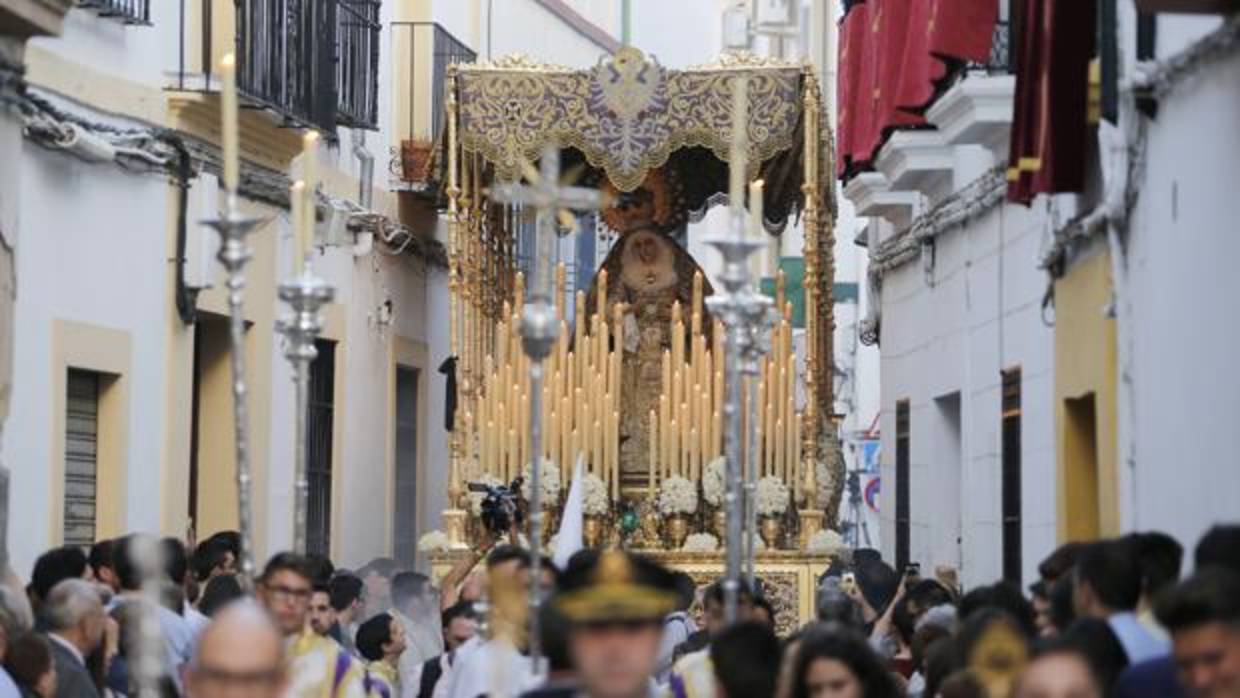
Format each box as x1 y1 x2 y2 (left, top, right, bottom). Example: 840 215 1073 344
657 476 699 516
417 530 451 553
682 533 719 552
756 476 790 517
521 459 562 507
582 473 610 516
702 457 726 507
807 528 847 555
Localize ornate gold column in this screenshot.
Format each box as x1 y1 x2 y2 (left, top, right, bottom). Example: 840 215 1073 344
442 68 467 548
798 71 827 548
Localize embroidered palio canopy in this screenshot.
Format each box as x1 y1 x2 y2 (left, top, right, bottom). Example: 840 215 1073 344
447 48 835 234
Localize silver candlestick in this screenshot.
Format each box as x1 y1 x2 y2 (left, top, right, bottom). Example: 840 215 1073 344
741 297 775 591
703 206 767 623
201 192 263 588
491 145 604 676
277 260 335 554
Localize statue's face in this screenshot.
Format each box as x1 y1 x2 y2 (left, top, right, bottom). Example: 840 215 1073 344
619 230 677 293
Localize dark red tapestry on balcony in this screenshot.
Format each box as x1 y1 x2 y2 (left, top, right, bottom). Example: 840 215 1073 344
836 3 871 175
875 0 928 127
1007 0 1097 205
838 0 1000 176
928 0 1000 63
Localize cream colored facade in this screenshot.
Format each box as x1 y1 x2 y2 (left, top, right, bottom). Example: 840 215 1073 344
0 1 621 576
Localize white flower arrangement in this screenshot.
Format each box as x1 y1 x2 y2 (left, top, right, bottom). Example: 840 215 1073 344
468 473 504 516
702 457 726 507
417 530 452 553
657 476 699 516
582 473 611 516
756 476 790 517
520 459 562 507
682 532 719 552
807 528 847 556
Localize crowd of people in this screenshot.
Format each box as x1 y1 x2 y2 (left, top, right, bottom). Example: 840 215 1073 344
0 522 1235 698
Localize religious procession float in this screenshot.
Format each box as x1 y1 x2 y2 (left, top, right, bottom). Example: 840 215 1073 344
422 49 846 631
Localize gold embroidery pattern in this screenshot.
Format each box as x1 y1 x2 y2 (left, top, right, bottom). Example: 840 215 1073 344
455 49 803 192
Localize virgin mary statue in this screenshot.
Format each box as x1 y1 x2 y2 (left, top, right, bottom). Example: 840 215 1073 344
583 168 713 491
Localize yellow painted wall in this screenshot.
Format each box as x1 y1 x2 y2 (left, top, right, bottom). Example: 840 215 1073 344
1054 247 1119 542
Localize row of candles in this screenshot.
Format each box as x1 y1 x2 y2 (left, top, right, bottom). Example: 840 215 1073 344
648 271 803 494
218 53 320 274
464 261 805 501
468 266 626 498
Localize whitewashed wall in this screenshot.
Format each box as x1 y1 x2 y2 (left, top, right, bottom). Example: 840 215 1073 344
4 140 173 575
877 200 1056 589
1119 22 1240 554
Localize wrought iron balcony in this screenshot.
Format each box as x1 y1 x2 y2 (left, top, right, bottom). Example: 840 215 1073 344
76 0 150 25
336 0 381 129
390 22 475 185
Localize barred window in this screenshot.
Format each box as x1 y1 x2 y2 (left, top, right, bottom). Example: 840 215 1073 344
64 369 101 547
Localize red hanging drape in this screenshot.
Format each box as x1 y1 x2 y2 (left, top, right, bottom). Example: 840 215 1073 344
836 3 866 176
1007 0 1097 205
929 0 1000 63
837 0 1001 177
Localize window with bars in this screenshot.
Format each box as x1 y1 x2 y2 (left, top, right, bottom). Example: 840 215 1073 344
895 399 911 571
1001 368 1023 585
64 369 101 547
306 340 336 556
393 366 419 567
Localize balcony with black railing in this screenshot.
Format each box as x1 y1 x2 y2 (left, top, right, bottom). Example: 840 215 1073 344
336 0 381 130
172 0 380 135
77 0 150 25
390 22 475 186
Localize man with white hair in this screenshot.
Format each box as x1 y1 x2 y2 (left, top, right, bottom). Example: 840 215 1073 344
43 578 107 698
185 601 288 698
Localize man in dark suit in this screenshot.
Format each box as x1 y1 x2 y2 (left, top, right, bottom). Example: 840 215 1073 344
43 578 106 698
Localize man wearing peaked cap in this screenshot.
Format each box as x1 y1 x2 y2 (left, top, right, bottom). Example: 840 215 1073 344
522 550 678 698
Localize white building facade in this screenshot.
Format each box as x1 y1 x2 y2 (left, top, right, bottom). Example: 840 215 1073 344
847 2 1240 588
0 0 624 577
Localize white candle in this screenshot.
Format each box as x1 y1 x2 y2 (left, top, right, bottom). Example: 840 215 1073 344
750 179 764 235
301 131 320 259
219 53 239 192
290 181 306 275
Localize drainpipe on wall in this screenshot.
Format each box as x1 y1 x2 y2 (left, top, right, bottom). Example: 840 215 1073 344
351 129 375 257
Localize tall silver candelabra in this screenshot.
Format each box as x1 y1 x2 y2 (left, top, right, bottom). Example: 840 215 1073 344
703 206 768 623
277 260 335 555
202 192 263 587
741 298 775 591
491 145 603 676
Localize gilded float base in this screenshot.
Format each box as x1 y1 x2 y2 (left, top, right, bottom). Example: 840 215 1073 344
429 549 833 636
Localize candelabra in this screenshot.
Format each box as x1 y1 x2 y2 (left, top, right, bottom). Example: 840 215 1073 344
201 193 263 587
703 207 767 623
741 298 776 590
277 261 335 554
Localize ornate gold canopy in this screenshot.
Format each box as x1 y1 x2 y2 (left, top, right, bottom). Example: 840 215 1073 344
438 49 846 548
448 48 836 232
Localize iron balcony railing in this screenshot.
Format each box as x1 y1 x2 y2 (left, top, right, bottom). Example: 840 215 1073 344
336 0 381 129
172 1 380 133
235 0 340 133
77 0 150 25
390 22 475 183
